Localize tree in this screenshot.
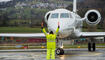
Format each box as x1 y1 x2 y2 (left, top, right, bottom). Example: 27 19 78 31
0 11 9 27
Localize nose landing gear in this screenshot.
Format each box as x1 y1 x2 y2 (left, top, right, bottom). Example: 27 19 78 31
56 40 64 55
56 48 64 55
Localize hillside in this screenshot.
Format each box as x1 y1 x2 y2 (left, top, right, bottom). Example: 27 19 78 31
0 0 73 8
0 0 105 29
0 0 73 27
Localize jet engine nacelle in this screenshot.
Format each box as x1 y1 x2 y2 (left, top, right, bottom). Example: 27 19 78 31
85 10 101 25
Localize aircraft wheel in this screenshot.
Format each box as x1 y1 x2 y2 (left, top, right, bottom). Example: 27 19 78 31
92 43 96 51
56 48 64 55
88 43 91 51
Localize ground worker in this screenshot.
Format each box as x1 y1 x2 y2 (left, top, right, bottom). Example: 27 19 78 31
41 22 60 60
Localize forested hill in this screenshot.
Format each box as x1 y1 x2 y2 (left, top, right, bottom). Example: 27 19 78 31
0 0 105 28
0 0 73 27
0 0 73 20
0 0 73 8
0 0 85 8
78 0 105 8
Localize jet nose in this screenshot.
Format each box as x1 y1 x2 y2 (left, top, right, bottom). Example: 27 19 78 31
48 24 58 33
48 20 59 33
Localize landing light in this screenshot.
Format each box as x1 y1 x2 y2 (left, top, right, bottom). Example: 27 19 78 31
61 45 64 48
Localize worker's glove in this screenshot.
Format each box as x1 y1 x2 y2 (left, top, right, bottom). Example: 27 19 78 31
58 26 60 28
58 22 60 28
41 22 44 29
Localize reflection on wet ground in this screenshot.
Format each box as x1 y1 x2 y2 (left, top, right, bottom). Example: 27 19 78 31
0 48 105 60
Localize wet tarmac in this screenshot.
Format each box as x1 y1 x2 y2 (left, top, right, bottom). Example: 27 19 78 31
0 48 105 60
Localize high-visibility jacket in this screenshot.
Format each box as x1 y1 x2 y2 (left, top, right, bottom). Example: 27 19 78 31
42 28 59 49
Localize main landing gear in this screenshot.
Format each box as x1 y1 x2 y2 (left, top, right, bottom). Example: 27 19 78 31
88 38 96 51
56 38 96 55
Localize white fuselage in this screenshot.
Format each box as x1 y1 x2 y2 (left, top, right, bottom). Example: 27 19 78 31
45 9 83 38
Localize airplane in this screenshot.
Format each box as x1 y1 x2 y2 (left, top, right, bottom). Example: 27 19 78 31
0 0 105 55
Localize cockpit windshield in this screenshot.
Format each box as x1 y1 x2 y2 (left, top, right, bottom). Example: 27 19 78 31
60 13 69 18
51 13 59 18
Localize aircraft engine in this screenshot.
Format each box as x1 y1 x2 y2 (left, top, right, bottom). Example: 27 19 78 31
85 10 101 25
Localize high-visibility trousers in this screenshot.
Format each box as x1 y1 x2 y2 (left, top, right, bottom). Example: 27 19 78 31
46 48 55 60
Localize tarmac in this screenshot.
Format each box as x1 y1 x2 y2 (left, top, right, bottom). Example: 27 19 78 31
0 48 105 60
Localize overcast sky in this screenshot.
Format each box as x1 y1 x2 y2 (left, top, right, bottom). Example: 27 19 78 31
0 0 11 2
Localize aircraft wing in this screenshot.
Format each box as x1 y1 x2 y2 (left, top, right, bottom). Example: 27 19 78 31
0 33 45 37
80 32 105 37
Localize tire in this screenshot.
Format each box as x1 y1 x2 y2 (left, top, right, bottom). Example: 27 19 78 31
56 48 64 55
92 43 96 51
88 43 91 51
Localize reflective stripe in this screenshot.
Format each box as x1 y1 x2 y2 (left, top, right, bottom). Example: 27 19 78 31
47 34 56 42
47 40 55 42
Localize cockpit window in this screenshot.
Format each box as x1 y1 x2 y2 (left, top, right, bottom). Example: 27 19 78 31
51 13 59 18
70 13 73 18
60 13 69 18
46 13 50 20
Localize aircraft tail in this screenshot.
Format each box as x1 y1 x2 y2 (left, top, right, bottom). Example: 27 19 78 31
73 0 77 13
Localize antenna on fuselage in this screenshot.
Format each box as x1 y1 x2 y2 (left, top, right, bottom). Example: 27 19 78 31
73 0 77 13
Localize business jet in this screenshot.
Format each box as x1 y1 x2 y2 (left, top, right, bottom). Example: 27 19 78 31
0 0 105 55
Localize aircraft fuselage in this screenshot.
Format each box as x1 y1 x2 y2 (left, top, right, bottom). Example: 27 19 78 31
45 9 82 38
